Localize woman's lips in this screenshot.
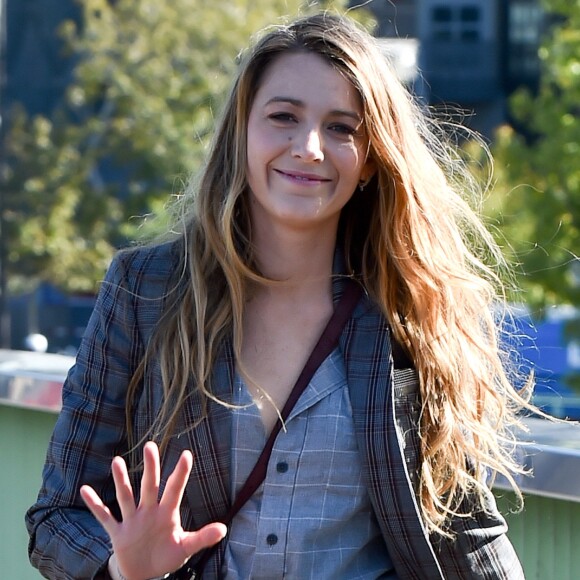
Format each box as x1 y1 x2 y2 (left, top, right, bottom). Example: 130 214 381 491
274 168 331 183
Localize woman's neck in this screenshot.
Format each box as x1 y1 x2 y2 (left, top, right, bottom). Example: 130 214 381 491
251 222 338 299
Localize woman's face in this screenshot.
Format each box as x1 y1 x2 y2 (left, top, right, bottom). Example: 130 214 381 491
246 51 374 236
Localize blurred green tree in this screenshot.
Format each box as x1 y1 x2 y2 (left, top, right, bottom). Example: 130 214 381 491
487 0 580 312
2 0 360 293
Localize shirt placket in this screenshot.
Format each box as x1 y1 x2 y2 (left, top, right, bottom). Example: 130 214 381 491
250 370 342 579
250 425 303 577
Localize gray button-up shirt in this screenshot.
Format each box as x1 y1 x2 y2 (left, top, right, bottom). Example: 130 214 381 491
222 348 396 579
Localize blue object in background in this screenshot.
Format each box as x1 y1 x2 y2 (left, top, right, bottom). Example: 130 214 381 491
509 307 580 420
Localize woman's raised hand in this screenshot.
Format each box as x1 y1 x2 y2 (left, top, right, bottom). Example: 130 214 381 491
80 441 227 580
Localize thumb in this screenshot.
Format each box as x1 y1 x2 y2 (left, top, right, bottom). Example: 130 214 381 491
181 522 228 556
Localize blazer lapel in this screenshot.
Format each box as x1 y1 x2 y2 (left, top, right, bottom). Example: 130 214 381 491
342 299 444 579
176 340 234 530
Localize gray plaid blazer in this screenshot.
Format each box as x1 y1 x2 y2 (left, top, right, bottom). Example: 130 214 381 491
27 241 524 579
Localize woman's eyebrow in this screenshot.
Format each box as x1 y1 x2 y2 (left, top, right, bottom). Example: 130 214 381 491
264 96 362 122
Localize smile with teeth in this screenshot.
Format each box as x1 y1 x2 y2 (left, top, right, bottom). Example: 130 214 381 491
275 169 330 184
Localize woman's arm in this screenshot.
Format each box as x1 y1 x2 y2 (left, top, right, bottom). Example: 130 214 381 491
26 254 142 578
433 484 525 580
26 250 226 580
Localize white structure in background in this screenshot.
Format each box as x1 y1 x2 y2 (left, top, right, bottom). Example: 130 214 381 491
377 37 420 86
23 333 48 353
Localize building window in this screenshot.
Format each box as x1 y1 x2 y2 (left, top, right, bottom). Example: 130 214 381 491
431 4 481 43
510 3 542 43
508 1 543 78
460 6 480 23
433 7 452 22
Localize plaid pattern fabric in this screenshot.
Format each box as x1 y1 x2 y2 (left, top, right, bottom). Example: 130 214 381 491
339 304 524 580
26 241 524 580
222 349 395 579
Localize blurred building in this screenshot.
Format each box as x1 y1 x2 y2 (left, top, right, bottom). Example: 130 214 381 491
353 0 546 136
4 1 547 127
3 0 80 116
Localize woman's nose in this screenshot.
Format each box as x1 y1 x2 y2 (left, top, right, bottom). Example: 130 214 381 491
291 128 324 162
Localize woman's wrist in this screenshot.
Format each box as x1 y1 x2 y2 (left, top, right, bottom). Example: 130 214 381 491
108 554 170 580
107 554 125 580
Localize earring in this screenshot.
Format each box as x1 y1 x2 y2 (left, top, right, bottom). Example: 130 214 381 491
358 179 367 192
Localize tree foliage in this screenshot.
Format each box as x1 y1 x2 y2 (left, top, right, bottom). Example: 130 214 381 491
3 0 359 292
487 0 580 311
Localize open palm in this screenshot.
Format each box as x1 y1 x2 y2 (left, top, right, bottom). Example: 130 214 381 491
80 441 227 580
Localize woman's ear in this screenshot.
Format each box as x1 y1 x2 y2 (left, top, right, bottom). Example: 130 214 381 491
360 158 377 186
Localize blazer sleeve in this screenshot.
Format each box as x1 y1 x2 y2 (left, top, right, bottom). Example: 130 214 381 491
25 252 146 580
430 482 525 579
394 369 525 579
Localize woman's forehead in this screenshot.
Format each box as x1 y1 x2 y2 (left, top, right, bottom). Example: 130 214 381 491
252 52 362 114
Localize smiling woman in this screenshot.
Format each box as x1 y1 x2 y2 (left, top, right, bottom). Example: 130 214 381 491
241 51 376 434
246 51 373 236
27 12 529 580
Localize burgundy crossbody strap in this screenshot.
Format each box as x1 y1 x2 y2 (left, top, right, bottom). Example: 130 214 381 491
177 280 363 579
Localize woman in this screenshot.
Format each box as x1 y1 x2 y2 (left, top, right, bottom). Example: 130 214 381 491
27 12 528 580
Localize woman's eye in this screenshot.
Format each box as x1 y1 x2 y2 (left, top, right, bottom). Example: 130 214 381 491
329 123 357 136
268 112 296 123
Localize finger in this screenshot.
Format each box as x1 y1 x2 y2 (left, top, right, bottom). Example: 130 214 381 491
159 450 193 511
140 441 161 507
111 456 136 519
80 485 119 535
180 523 228 558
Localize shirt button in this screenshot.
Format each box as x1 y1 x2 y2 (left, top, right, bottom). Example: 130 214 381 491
266 533 278 546
276 461 289 473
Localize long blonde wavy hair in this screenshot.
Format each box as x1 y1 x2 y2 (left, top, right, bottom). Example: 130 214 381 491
126 12 531 536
